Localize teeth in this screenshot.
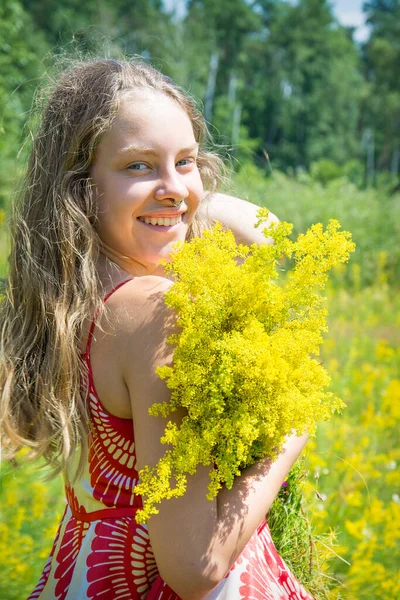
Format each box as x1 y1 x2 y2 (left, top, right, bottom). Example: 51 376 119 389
140 215 182 226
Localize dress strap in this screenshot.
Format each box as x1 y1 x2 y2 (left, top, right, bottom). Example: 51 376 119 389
84 277 133 358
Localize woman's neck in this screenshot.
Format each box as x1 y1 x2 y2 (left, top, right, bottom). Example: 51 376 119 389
97 241 167 287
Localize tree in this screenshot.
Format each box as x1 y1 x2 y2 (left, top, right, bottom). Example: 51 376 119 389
0 0 48 208
245 0 363 170
361 0 400 178
183 0 262 155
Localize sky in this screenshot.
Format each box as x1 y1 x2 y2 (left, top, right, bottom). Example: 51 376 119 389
330 0 369 42
163 0 370 42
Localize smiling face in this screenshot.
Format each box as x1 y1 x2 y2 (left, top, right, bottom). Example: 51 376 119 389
91 89 204 276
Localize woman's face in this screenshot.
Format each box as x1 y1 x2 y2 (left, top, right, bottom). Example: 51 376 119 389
91 89 204 275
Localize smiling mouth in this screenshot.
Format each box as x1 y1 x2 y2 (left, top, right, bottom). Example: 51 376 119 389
138 214 184 227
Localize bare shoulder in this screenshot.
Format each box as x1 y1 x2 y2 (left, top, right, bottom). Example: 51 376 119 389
108 276 179 447
109 276 177 381
101 276 177 384
111 274 173 307
107 275 175 334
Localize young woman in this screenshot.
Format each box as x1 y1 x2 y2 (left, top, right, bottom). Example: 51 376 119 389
0 58 312 600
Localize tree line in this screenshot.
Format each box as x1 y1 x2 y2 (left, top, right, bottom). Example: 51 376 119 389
1 0 399 208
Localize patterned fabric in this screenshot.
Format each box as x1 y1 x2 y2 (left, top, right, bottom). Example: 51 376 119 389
27 280 314 600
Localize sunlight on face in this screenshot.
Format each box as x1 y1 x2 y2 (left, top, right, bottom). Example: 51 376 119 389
91 89 204 276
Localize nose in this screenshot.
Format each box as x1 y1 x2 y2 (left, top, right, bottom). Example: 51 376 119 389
154 164 188 204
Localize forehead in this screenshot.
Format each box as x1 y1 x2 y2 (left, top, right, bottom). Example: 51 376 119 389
99 89 196 154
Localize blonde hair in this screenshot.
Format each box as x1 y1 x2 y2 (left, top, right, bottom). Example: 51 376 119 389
0 58 224 478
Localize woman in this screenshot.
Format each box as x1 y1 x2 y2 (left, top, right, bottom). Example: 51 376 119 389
0 58 312 599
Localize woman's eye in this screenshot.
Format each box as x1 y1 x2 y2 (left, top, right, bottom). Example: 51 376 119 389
176 158 195 168
128 162 149 171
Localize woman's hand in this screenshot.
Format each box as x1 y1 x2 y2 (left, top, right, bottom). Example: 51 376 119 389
204 192 279 246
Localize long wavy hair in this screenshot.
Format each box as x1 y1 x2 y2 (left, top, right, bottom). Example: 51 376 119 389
0 58 224 479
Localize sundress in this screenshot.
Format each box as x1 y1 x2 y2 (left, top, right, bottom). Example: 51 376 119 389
27 279 314 600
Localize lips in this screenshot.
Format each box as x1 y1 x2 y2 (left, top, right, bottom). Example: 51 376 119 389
138 214 183 226
137 209 187 228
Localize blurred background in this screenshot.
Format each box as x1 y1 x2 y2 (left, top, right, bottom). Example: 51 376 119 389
0 1 399 598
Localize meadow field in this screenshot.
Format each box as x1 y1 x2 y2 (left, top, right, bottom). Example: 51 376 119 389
0 169 399 599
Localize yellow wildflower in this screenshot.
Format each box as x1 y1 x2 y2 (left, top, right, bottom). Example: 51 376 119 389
135 216 355 523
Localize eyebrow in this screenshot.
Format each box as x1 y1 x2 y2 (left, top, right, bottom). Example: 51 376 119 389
116 142 199 159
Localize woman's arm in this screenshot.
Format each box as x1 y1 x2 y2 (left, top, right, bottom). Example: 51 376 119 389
204 192 279 246
120 277 307 599
212 432 308 574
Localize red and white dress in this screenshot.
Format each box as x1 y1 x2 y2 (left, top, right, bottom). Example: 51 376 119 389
28 280 314 600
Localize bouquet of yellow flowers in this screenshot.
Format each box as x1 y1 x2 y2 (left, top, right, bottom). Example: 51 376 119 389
135 211 355 524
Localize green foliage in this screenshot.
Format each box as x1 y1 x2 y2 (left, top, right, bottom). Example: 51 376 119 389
241 0 363 170
1 0 398 198
310 160 365 188
0 0 48 209
187 0 260 67
361 0 400 175
269 462 344 599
